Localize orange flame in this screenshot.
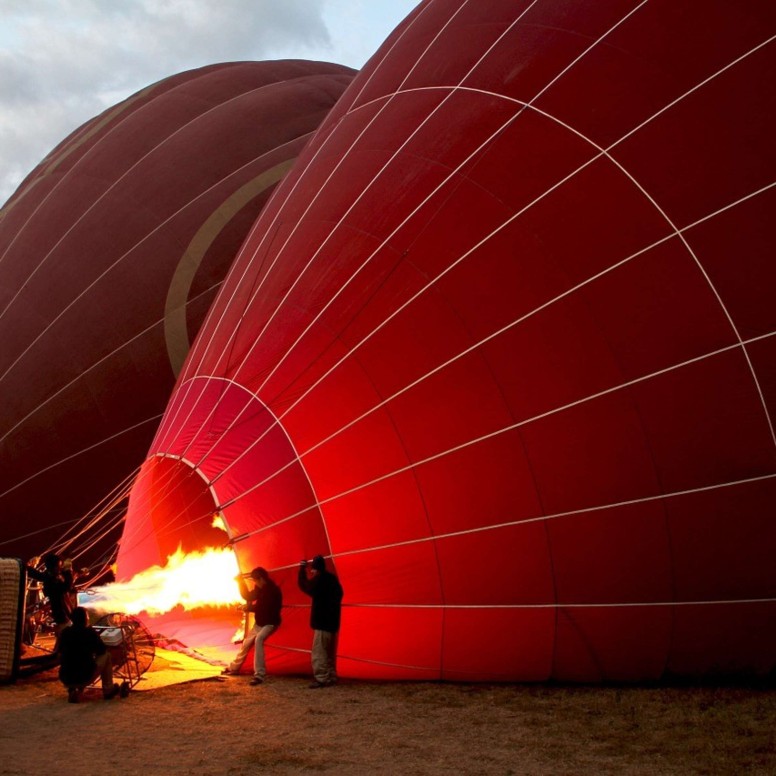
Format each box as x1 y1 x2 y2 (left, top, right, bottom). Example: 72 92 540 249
211 512 229 534
81 545 242 616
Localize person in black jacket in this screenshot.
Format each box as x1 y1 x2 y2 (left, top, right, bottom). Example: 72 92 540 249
58 606 119 703
223 567 282 685
298 555 343 688
26 552 78 637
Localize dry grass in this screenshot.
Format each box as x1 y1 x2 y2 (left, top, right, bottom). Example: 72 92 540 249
0 666 773 775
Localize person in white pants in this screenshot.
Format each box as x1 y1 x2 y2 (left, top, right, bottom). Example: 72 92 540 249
224 567 282 685
298 555 343 688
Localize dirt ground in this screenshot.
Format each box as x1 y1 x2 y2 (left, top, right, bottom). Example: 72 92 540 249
1 659 774 776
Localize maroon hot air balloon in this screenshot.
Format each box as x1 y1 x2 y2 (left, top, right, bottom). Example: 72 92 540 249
119 0 776 681
0 60 355 567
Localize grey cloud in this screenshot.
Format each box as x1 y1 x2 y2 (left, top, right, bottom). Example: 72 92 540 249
0 0 333 203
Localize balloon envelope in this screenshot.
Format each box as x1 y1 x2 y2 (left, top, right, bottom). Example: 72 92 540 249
119 2 776 680
0 60 355 565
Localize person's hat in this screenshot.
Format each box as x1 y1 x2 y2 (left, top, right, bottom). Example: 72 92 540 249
42 552 60 569
250 567 268 580
311 555 326 571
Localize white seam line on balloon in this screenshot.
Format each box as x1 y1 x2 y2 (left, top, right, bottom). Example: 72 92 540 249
121 83 776 568
104 446 207 554
155 0 482 459
126 16 768 556
218 331 771 549
147 0 646 531
0 65 340 263
0 71 300 317
116 450 229 554
214 309 776 520
185 5 755 485
201 124 767 503
603 21 776 456
200 113 532 485
0 519 87 548
599 91 776 449
11 88 770 549
137 18 775 554
145 454 224 542
187 0 639 483
0 129 307 399
284 182 776 462
191 0 626 470
63 509 126 563
151 2 452 454
100 310 776 564
314 471 776 563
130 453 224 541
0 413 162 501
114 445 228 556
148 112 352 451
0 279 223 446
114 382 299 561
171 0 447 388
50 465 139 551
347 0 439 109
221 325 776 539
125 391 243 540
110 465 187 562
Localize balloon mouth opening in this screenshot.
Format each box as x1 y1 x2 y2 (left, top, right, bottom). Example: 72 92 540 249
117 453 226 580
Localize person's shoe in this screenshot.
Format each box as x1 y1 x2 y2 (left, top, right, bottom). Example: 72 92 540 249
103 683 120 700
67 687 81 704
249 677 264 685
308 680 329 689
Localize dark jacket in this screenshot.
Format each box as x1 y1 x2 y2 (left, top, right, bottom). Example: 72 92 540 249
298 566 343 633
26 566 75 624
58 624 106 686
239 578 282 627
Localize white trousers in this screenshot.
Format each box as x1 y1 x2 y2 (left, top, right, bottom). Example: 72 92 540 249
228 623 277 678
311 629 338 684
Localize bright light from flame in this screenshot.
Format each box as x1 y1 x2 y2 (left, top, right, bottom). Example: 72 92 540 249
81 545 242 616
212 512 228 534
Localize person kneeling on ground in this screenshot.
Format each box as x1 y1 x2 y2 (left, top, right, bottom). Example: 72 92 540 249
58 606 120 703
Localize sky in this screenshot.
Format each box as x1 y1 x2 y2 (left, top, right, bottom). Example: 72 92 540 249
0 0 420 204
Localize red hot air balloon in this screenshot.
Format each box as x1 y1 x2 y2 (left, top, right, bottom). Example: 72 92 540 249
118 1 776 681
0 61 355 568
